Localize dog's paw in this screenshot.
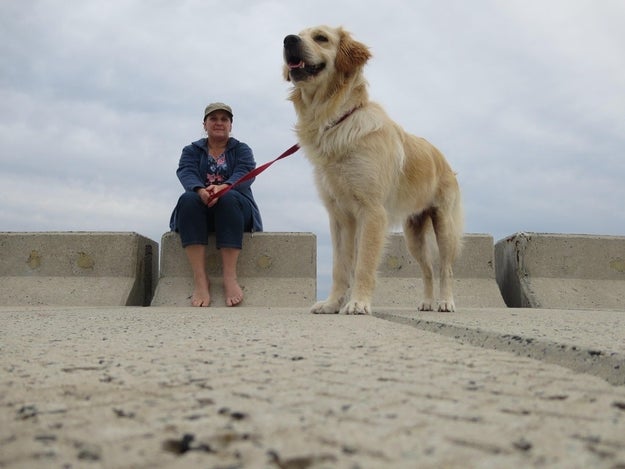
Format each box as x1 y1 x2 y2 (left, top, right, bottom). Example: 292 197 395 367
340 301 371 315
418 301 434 312
310 300 341 314
437 300 456 312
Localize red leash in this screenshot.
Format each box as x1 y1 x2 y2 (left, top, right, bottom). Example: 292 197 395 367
208 143 300 201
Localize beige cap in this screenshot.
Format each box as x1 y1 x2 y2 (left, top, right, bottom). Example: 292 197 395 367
204 102 233 120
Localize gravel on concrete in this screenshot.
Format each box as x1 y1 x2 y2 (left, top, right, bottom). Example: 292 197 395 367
1 306 625 468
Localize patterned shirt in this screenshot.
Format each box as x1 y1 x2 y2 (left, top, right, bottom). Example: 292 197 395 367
205 153 228 186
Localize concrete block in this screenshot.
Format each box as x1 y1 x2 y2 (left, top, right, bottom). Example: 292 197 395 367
151 231 316 307
495 232 625 309
373 233 506 308
0 232 158 306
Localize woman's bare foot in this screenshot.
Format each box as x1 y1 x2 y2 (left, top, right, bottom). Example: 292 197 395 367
185 245 211 307
191 277 210 307
191 289 210 307
223 277 243 307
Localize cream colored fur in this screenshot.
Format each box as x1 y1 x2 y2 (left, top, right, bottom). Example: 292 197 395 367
283 25 463 314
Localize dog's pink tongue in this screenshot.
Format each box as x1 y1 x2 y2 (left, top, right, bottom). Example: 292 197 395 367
288 61 305 70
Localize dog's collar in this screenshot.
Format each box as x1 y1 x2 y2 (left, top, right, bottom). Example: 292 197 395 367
324 106 361 131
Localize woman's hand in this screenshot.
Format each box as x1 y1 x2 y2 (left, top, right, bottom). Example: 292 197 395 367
196 187 211 206
202 184 229 207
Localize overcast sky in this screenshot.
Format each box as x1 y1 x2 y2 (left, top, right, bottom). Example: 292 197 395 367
1 0 624 298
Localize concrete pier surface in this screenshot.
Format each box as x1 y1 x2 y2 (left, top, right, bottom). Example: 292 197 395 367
2 306 624 468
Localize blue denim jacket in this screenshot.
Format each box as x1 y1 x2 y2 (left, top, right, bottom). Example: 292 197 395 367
169 137 263 232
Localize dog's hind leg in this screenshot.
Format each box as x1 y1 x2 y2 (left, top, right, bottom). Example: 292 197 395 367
403 210 435 311
431 201 463 312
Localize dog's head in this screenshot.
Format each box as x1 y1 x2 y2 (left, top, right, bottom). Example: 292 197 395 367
283 25 371 84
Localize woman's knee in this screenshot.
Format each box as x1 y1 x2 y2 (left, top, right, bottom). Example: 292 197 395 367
178 190 202 207
177 191 205 219
216 191 241 210
175 191 208 243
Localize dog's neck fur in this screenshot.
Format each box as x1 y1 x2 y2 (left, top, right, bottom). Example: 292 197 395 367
289 71 369 143
324 105 362 131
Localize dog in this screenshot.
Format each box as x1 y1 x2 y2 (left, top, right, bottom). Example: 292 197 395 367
283 25 463 314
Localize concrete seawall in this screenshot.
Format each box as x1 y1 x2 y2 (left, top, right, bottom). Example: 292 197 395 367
0 232 157 306
495 232 625 310
151 231 317 307
374 233 506 308
2 231 623 310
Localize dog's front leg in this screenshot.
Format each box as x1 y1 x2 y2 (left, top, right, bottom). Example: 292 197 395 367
340 207 387 315
310 212 355 314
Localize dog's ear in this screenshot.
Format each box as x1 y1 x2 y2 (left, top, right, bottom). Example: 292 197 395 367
335 30 371 74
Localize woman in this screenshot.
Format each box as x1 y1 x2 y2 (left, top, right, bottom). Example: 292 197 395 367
169 102 262 307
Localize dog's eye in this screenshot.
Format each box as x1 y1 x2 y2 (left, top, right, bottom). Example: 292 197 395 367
314 34 328 43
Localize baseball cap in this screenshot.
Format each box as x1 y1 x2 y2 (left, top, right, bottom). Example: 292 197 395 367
204 102 233 120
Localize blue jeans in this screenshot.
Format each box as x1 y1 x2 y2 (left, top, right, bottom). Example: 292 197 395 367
173 190 253 249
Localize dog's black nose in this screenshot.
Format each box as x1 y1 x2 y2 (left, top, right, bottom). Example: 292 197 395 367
284 35 301 47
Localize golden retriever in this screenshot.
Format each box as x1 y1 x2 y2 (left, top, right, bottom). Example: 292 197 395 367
283 25 463 314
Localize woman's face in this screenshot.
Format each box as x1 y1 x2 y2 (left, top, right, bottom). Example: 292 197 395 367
204 111 232 139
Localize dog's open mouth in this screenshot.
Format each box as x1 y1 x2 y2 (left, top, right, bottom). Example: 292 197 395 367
284 35 326 81
286 58 326 81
